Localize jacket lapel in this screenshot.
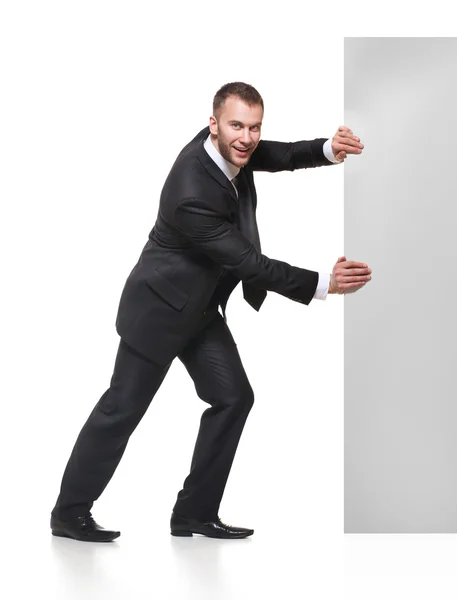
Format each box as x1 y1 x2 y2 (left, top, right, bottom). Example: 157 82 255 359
191 128 266 313
195 128 238 204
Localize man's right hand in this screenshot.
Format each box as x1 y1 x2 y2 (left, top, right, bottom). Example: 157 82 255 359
328 256 372 294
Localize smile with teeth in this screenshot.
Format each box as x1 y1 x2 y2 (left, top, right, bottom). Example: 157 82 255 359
234 147 250 153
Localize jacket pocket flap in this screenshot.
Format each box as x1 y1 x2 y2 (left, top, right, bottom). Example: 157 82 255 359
145 270 189 311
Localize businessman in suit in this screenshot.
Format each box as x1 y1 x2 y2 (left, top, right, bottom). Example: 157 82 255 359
50 81 370 541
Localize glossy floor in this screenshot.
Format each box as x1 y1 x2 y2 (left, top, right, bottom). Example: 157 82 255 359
6 514 457 599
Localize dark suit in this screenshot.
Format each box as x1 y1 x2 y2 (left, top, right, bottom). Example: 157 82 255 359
51 127 334 521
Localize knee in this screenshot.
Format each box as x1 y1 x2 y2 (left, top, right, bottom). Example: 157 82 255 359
244 386 254 411
226 385 254 413
198 381 254 413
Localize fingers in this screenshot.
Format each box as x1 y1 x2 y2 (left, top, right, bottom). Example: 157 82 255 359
331 259 372 294
333 140 364 153
333 127 364 155
337 126 360 142
342 275 371 283
333 260 368 269
341 261 368 268
337 268 371 279
333 260 369 272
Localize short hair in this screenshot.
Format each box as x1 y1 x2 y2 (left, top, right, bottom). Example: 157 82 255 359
213 82 264 118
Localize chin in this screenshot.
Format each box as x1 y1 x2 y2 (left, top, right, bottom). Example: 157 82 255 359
231 154 250 166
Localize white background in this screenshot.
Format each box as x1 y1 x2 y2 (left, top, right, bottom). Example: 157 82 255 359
1 1 456 599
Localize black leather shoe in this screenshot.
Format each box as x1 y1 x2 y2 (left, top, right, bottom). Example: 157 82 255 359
50 515 120 542
170 512 253 539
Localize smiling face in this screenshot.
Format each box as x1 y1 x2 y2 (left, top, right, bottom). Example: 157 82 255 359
209 95 263 167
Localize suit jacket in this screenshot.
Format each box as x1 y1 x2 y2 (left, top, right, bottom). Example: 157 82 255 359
115 126 334 366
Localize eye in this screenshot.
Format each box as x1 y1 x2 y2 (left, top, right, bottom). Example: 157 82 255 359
232 123 241 129
251 126 260 132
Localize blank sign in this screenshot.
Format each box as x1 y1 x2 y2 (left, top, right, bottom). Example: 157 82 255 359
344 37 457 533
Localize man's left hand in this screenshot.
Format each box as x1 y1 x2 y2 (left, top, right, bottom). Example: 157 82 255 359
332 126 364 162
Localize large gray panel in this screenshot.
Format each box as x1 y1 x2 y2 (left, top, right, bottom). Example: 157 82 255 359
345 38 457 532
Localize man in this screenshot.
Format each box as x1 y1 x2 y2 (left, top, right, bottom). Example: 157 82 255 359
50 82 370 542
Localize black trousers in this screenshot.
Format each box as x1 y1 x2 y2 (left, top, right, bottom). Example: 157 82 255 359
51 309 254 521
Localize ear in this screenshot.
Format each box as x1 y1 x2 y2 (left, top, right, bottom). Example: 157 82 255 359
209 115 218 136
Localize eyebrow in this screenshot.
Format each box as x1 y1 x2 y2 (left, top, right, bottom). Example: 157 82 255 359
228 120 262 126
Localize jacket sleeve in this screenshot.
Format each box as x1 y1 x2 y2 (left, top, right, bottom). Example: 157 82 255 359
249 138 334 172
173 196 318 304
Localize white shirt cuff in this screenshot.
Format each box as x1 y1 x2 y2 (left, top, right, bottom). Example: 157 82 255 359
323 138 342 164
313 273 330 300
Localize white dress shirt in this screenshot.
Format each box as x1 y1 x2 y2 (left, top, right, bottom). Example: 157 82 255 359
204 135 341 300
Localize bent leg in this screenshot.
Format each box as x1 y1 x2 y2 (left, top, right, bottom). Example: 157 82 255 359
174 313 254 520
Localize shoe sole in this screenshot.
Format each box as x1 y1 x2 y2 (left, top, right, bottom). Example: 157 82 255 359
170 529 253 539
52 529 120 542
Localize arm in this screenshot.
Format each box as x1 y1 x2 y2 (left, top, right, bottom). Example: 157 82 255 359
249 126 365 171
249 138 333 172
173 196 318 305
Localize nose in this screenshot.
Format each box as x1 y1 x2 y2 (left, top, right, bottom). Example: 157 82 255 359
241 128 251 145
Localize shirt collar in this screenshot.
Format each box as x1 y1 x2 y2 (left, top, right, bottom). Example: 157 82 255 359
203 134 240 181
